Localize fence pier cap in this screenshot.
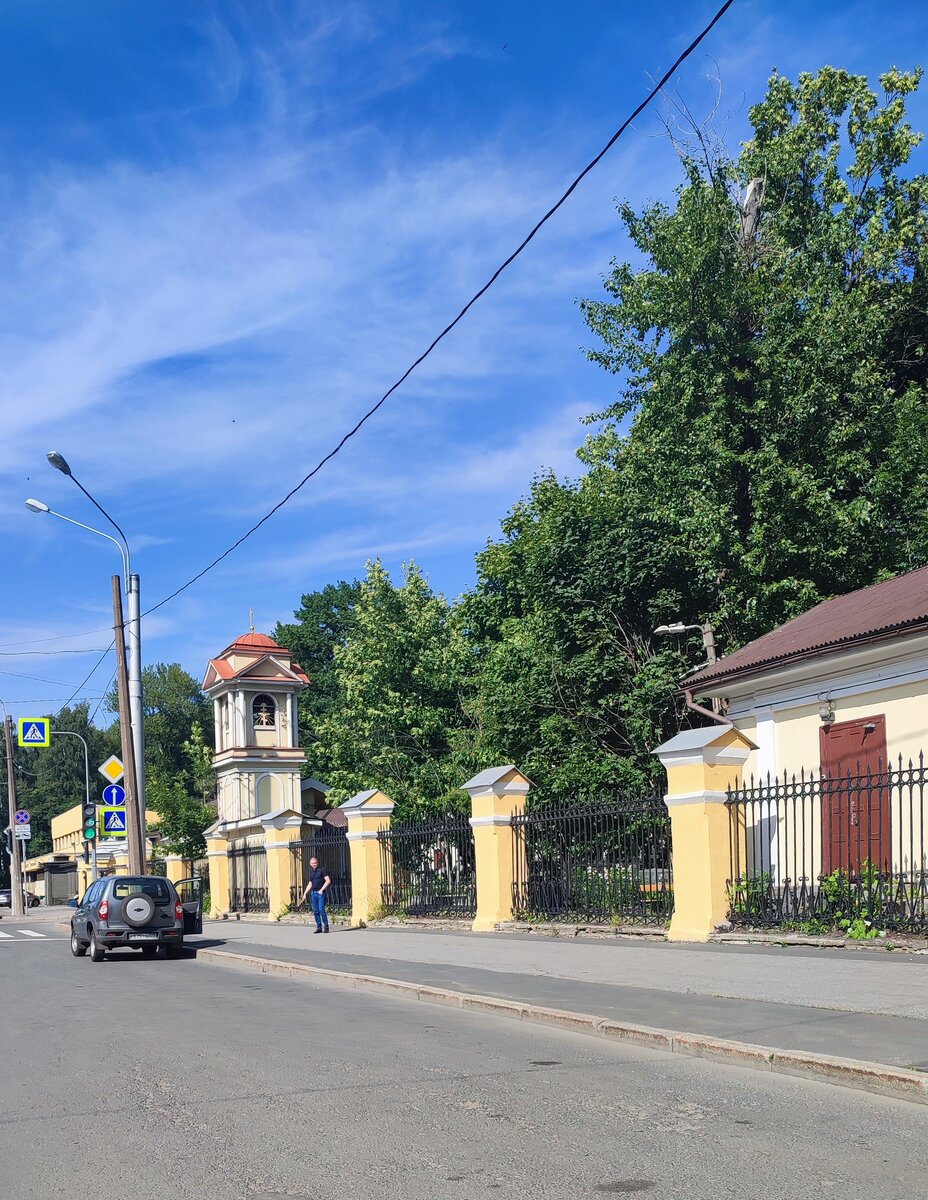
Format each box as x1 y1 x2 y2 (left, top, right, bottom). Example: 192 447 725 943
343 788 395 817
260 806 306 833
654 726 756 773
461 765 532 799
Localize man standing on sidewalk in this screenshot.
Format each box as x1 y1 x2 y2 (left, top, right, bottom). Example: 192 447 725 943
298 857 331 933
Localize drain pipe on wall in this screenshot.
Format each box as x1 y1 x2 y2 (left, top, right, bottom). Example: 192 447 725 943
683 687 732 728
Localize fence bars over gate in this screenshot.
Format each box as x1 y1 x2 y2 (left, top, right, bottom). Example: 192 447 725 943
378 812 477 918
228 840 269 913
511 794 674 925
290 824 352 915
726 756 928 931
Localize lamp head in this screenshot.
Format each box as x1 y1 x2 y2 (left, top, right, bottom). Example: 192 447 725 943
46 450 72 476
25 498 50 514
654 622 690 636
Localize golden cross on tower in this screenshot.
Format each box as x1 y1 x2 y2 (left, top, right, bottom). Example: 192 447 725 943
249 607 255 633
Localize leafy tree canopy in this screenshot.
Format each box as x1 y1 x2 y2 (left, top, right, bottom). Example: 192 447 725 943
275 579 361 773
147 723 215 861
579 66 928 645
313 561 482 816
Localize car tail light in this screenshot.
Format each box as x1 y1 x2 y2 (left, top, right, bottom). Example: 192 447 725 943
98 899 109 921
175 902 183 920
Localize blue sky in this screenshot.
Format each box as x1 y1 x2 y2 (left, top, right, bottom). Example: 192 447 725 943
2 0 927 724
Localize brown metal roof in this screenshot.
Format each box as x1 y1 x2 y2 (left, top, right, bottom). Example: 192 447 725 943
687 566 928 690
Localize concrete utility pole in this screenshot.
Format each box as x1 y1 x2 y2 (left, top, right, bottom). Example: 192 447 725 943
112 577 145 875
3 716 25 918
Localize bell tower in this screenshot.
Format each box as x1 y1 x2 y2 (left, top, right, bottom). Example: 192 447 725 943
202 629 309 829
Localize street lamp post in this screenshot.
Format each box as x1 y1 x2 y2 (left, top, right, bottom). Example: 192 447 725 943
653 621 717 665
52 730 96 884
26 451 146 842
654 619 723 717
0 701 26 918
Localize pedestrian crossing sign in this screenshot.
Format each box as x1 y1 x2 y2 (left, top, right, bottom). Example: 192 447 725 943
101 806 128 836
17 717 50 748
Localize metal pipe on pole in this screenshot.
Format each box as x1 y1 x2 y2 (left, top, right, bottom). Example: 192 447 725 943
3 716 26 918
126 572 146 843
112 577 145 875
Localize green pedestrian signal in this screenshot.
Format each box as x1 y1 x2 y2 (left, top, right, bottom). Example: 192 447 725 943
82 802 97 842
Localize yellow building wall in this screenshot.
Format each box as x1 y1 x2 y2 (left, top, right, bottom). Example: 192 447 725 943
729 676 928 884
763 679 928 779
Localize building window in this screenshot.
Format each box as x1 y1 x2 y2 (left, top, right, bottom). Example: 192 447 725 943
255 774 279 816
252 693 277 729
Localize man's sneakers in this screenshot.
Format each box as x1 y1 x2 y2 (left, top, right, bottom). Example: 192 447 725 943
313 928 323 934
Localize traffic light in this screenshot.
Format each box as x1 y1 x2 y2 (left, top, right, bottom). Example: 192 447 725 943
82 802 97 842
3 826 11 856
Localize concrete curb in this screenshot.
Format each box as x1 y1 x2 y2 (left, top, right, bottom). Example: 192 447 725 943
195 947 928 1106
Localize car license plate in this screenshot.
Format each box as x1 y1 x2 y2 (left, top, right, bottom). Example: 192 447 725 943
129 933 158 941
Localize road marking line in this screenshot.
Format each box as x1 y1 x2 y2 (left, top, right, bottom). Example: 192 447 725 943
17 929 46 938
0 931 12 938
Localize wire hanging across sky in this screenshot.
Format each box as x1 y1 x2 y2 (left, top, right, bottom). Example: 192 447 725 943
141 0 735 620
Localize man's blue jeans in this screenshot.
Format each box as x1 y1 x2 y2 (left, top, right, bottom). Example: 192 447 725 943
311 891 329 930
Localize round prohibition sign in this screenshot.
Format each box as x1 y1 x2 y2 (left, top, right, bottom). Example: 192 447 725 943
14 810 30 825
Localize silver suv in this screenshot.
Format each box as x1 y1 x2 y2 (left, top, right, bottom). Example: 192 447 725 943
70 875 202 962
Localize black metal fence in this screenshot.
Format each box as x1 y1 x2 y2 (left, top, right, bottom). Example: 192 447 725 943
290 824 352 915
511 794 674 925
379 812 476 918
228 841 269 913
726 757 928 931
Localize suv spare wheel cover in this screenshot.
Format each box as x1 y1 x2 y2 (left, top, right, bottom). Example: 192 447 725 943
123 894 156 927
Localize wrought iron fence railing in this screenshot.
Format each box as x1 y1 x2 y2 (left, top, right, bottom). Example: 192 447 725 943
379 812 476 918
511 794 674 925
726 757 928 932
228 841 269 913
290 825 352 915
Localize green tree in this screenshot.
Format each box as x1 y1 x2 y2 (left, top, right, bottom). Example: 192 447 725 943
466 66 928 803
464 472 686 802
147 724 215 861
580 66 928 646
7 703 118 860
274 579 361 773
315 561 481 816
110 662 213 782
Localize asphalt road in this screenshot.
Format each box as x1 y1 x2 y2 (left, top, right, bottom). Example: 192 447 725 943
2 935 927 1200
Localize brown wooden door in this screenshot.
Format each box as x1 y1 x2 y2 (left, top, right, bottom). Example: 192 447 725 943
820 715 890 874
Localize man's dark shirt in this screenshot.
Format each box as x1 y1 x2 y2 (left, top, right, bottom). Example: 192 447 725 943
309 866 330 893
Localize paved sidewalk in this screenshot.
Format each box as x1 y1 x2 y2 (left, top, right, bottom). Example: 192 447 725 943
193 921 928 1072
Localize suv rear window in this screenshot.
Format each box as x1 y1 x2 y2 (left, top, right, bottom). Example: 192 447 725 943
112 879 171 903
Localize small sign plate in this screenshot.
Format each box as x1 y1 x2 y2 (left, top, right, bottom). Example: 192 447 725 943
97 755 124 784
17 718 50 748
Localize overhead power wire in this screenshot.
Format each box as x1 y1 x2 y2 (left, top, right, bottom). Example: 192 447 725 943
90 670 118 725
0 648 110 656
142 0 735 619
0 668 99 688
0 626 113 650
55 642 115 715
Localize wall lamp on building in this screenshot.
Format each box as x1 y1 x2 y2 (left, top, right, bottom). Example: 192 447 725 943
818 697 836 726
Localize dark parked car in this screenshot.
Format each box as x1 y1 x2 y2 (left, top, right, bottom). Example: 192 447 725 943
70 875 202 961
0 887 40 908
